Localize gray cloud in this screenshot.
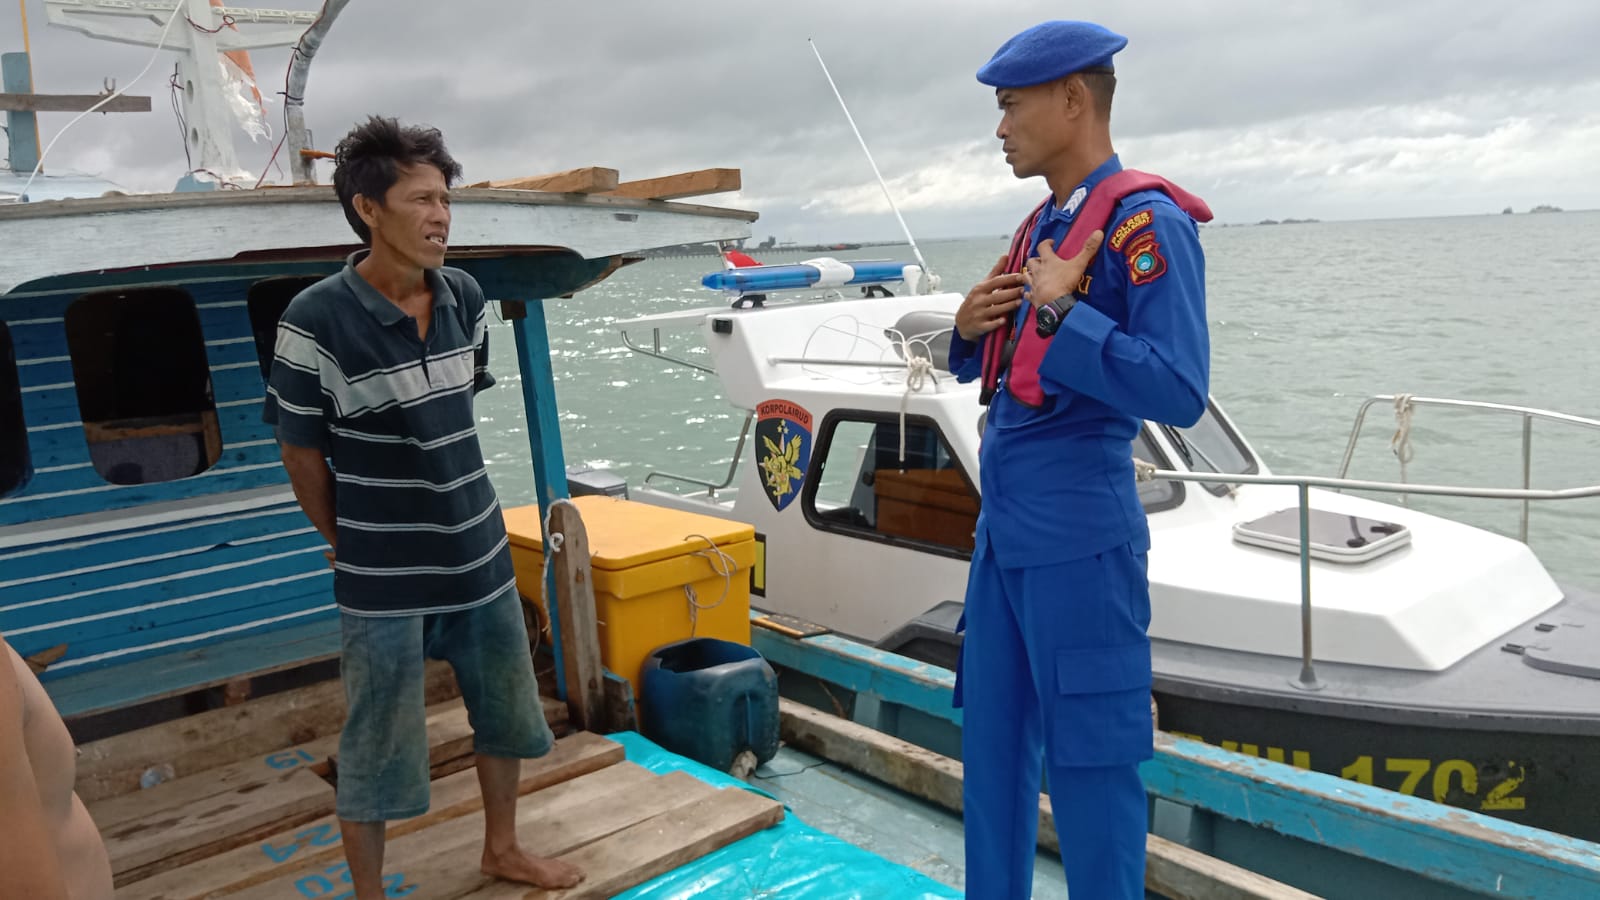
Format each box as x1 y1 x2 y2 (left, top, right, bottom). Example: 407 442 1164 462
11 0 1600 240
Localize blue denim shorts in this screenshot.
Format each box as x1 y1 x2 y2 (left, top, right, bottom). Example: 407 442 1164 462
335 586 553 822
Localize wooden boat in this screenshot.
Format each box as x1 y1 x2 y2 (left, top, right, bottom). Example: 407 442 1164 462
5 3 1599 897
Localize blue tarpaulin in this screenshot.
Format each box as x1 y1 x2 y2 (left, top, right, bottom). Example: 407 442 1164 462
609 732 962 900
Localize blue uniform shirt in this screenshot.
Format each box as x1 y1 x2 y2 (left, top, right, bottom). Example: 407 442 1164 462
949 155 1209 568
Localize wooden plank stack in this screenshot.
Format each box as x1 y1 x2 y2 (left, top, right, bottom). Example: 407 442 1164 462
92 696 782 900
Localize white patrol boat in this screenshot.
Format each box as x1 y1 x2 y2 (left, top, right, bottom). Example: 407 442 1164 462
603 256 1600 842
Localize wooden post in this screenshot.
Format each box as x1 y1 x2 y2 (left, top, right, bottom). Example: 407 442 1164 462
549 502 604 732
2 53 42 174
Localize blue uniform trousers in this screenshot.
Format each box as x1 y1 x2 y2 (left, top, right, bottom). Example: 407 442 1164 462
958 537 1153 899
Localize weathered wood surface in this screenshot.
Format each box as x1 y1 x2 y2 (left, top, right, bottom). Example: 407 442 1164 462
513 785 785 900
118 732 625 900
605 168 741 201
350 766 699 900
472 167 620 193
102 765 333 887
549 502 604 731
0 92 152 112
779 699 1321 900
88 734 342 834
74 661 460 803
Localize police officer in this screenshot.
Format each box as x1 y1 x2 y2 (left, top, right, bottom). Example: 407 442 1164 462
946 20 1212 899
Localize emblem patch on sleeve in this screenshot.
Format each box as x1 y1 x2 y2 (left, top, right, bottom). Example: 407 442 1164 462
1124 232 1167 285
1109 210 1153 251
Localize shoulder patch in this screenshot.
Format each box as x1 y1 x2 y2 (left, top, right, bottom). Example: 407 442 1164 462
1124 231 1167 285
1109 209 1154 251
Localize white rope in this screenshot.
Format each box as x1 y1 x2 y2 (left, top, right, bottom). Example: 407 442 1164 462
1391 393 1416 506
532 497 581 651
11 3 187 203
883 327 942 467
683 533 737 637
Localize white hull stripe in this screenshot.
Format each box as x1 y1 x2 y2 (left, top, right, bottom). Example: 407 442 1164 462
48 603 338 672
0 502 300 562
0 527 318 590
5 569 329 637
0 546 325 614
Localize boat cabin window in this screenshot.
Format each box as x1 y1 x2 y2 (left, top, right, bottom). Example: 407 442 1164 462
1160 401 1258 496
0 321 30 497
803 412 979 556
65 288 221 485
1133 427 1184 513
248 277 320 382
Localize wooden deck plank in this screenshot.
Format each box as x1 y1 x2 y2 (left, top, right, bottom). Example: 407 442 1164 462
390 767 702 900
228 762 695 900
119 732 625 900
105 766 334 887
104 698 479 887
505 784 785 900
604 168 740 201
75 662 460 803
88 733 341 832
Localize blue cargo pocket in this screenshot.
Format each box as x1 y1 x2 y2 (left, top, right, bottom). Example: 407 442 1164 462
951 610 968 709
1048 643 1153 768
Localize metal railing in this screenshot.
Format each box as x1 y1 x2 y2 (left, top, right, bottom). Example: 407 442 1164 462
1336 395 1600 542
1140 464 1600 691
641 413 753 498
619 326 716 374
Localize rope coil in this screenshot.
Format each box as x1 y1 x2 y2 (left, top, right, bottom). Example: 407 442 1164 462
883 327 942 466
683 533 737 637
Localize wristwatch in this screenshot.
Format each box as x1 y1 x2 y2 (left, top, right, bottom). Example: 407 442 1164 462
1034 295 1075 337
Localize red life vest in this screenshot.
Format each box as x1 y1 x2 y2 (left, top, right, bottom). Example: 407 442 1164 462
978 170 1214 407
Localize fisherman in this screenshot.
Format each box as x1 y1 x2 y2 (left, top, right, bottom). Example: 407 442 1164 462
946 20 1212 898
264 117 583 899
1 636 114 900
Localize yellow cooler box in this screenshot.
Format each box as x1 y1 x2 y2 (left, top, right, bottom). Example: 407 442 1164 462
503 495 755 697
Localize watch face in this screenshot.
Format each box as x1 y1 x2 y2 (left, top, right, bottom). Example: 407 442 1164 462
1035 305 1059 336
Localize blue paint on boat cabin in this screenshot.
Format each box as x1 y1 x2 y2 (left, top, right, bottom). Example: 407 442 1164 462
0 252 598 710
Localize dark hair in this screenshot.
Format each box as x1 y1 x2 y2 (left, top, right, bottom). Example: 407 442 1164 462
332 116 463 244
1078 71 1117 119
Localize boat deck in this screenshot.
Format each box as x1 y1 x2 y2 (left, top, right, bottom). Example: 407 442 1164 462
96 696 1002 900
750 745 1071 898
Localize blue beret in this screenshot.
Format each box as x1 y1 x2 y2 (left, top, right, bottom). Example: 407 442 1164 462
977 20 1128 88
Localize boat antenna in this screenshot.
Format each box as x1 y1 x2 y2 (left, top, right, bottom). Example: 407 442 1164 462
807 38 933 286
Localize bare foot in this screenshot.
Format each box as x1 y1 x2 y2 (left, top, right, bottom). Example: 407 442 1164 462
482 845 585 890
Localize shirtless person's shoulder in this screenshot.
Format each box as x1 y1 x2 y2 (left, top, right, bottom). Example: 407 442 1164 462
1 638 113 900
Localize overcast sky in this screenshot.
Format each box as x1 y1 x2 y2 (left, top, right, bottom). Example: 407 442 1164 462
9 0 1600 241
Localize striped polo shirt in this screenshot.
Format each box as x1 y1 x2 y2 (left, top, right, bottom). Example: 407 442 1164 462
263 252 515 616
